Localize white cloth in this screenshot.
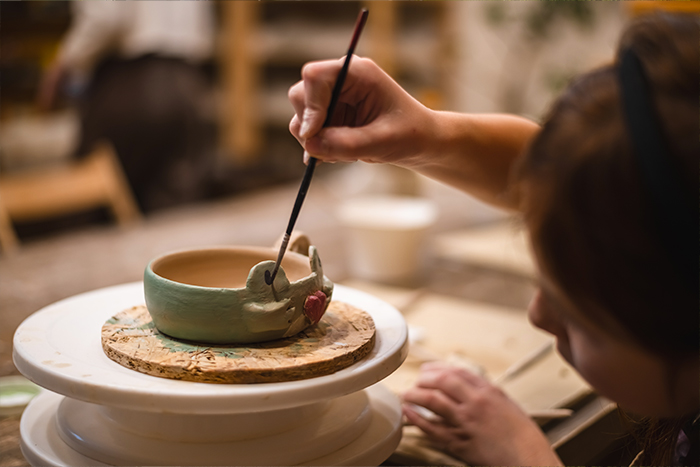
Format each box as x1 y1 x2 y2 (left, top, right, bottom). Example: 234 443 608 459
59 1 215 76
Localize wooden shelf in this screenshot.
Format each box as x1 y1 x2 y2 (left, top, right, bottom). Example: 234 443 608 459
253 22 372 65
218 1 455 164
0 3 71 119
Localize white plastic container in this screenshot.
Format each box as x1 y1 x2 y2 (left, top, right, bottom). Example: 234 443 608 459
338 196 437 284
0 375 42 416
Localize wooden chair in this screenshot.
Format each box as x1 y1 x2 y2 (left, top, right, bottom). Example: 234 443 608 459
0 142 141 253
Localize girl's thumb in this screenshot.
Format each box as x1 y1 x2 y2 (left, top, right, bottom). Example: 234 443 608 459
300 108 325 139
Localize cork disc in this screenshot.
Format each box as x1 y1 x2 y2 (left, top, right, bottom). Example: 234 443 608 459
101 301 375 384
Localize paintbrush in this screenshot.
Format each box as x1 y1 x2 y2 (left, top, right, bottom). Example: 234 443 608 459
493 340 554 385
265 8 369 286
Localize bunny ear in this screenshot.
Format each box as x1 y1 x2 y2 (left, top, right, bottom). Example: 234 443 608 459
309 246 324 277
246 260 290 295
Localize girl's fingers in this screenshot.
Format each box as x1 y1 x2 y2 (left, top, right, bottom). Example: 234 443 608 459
287 80 307 126
414 370 472 403
289 114 303 145
288 56 423 166
403 403 457 448
300 59 344 138
304 118 396 163
419 362 488 388
402 387 459 424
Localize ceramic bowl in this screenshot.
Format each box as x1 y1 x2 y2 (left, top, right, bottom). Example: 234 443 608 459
143 244 333 344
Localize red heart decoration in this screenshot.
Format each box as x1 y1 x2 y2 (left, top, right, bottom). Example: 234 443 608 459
303 291 327 325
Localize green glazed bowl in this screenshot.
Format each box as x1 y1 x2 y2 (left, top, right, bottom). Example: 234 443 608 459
143 245 333 344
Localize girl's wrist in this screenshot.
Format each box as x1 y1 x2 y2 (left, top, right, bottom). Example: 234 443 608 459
393 108 454 172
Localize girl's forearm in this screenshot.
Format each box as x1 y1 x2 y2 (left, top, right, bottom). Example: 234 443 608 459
403 111 540 211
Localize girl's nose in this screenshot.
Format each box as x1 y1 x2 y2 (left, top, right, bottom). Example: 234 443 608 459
527 288 562 337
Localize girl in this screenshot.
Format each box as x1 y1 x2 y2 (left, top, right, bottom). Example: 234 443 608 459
288 13 698 466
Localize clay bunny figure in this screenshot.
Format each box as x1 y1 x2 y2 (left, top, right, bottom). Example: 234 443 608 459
144 239 333 344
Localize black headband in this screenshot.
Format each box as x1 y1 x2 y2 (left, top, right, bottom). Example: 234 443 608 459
617 47 697 289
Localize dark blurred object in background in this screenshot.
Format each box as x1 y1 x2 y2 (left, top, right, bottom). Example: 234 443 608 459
39 1 218 212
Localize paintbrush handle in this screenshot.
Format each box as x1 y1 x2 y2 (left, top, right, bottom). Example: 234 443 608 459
320 9 368 130
494 341 554 385
266 9 369 285
286 8 367 232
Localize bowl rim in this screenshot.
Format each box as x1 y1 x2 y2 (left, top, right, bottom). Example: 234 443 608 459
145 245 313 292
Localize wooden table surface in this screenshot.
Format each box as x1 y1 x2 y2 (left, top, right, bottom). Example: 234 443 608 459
0 170 633 466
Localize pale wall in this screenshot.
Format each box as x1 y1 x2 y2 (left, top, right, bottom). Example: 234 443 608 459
451 2 627 120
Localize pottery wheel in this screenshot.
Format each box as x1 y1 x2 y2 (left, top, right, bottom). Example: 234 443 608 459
101 301 375 384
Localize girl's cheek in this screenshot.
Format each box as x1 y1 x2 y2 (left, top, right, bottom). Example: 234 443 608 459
564 333 614 398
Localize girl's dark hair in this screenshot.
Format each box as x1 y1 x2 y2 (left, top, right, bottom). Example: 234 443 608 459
514 12 699 466
515 12 698 358
633 414 699 466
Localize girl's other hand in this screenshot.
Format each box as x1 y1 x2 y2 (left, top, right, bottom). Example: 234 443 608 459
402 362 563 467
288 56 434 166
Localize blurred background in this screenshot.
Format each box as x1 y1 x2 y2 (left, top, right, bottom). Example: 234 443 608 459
0 1 629 213
0 1 644 238
1 2 697 466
